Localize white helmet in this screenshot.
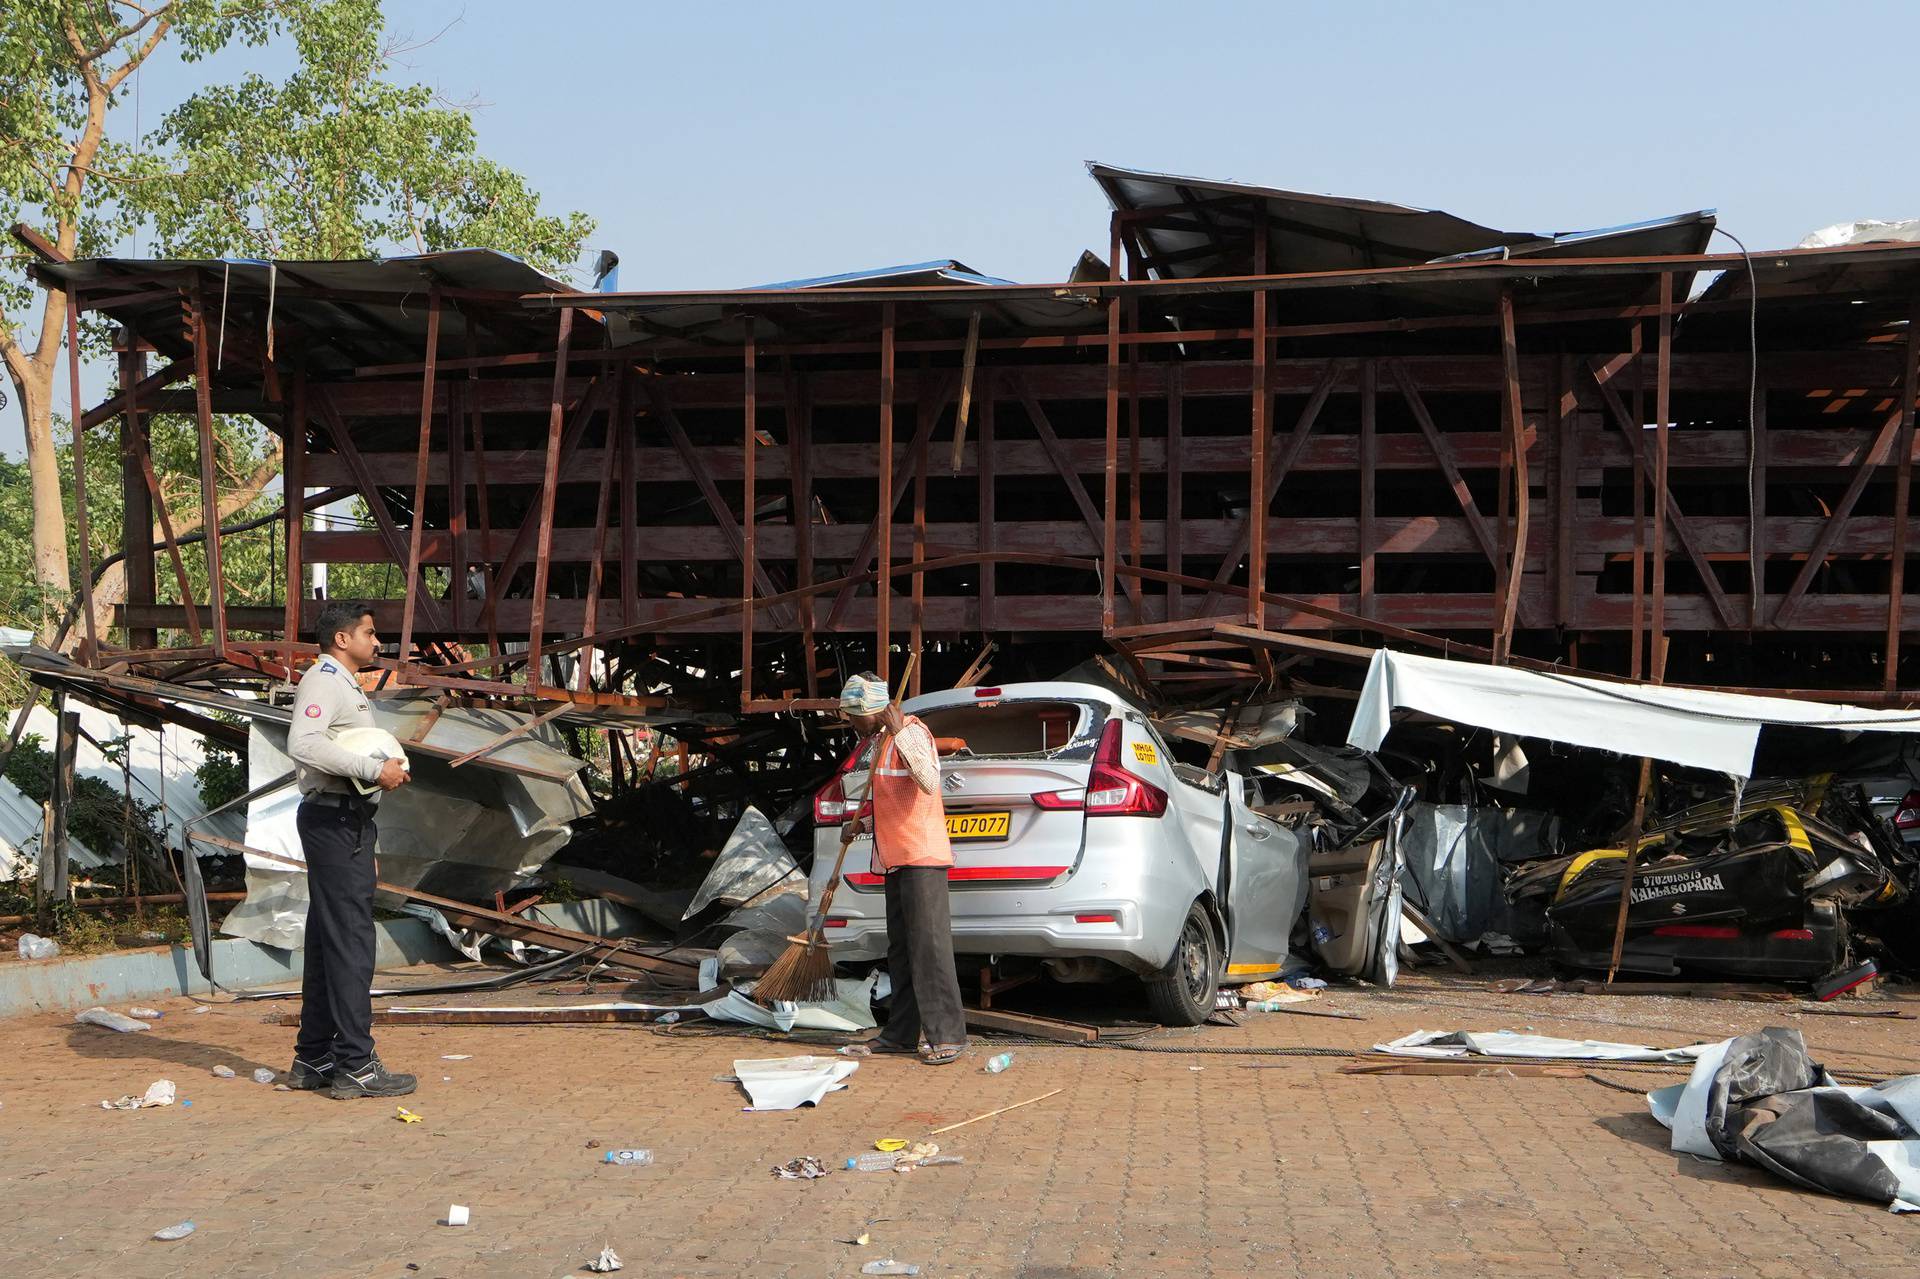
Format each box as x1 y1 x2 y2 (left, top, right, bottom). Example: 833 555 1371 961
334 726 410 796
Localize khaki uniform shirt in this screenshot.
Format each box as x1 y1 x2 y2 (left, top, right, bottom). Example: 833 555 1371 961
287 655 382 800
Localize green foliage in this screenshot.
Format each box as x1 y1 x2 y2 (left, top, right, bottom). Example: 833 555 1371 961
142 0 593 270
2 730 170 864
193 740 247 810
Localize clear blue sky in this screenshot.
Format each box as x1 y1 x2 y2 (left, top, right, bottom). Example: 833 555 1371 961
13 0 1920 456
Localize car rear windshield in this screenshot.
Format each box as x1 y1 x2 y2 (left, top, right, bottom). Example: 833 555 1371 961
917 700 1102 759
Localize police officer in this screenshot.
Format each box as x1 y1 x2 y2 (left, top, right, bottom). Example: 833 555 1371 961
284 601 416 1099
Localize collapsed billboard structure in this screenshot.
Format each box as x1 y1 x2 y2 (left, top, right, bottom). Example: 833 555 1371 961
15 164 1920 842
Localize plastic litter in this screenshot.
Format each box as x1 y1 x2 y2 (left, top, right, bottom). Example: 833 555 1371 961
771 1156 831 1179
76 1006 149 1033
127 1007 162 1020
602 1149 652 1166
585 1245 623 1273
861 1262 920 1276
103 1080 176 1111
396 1107 423 1124
251 1068 276 1085
151 1220 195 1241
17 933 59 960
445 1204 469 1227
846 1152 900 1172
656 1011 680 1024
440 1055 471 1061
984 1052 1014 1074
874 1138 908 1152
210 1065 235 1079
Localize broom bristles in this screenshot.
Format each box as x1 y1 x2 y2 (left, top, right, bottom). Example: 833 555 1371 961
753 934 837 1004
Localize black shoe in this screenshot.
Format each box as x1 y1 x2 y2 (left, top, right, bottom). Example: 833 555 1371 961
285 1056 335 1091
329 1058 417 1100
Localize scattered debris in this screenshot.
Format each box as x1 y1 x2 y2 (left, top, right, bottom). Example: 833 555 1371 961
984 1053 1014 1074
395 1107 423 1124
151 1221 195 1241
444 1205 469 1227
602 1149 652 1166
127 1007 162 1020
440 1054 472 1061
76 1007 149 1033
861 1261 921 1276
251 1068 276 1085
210 1065 236 1079
874 1139 909 1152
1815 960 1880 1001
1647 1027 1920 1213
103 1080 175 1110
1343 1061 1584 1078
1376 1031 1705 1063
844 1232 871 1247
771 1156 831 1180
584 1245 623 1273
1797 1005 1916 1020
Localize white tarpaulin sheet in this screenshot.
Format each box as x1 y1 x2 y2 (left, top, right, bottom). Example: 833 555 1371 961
707 975 880 1033
1377 1029 1712 1062
734 1055 858 1111
1348 650 1920 777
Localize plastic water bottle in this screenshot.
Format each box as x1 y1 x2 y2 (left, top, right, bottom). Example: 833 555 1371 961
846 1152 900 1172
861 1263 921 1276
1247 999 1289 1012
603 1149 653 1166
984 1052 1014 1073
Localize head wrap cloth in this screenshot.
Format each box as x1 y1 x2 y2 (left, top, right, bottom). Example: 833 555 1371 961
840 675 891 715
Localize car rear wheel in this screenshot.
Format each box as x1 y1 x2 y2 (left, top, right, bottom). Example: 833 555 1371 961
1144 902 1220 1026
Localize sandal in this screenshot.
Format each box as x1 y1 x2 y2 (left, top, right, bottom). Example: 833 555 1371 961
844 1039 920 1058
920 1044 966 1066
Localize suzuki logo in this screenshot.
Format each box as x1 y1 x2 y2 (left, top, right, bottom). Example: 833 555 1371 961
943 773 965 793
1669 902 1687 915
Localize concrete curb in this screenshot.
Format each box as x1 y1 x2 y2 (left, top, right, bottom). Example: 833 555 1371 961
0 918 454 1016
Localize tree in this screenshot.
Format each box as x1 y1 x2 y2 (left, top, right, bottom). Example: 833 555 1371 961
1 1 273 640
2 0 594 655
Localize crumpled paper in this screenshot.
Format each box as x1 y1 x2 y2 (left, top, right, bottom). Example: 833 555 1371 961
585 1244 623 1272
771 1156 832 1180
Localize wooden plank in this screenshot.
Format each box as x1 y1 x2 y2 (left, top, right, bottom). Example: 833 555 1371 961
785 364 816 695
283 371 305 671
1773 400 1907 627
1343 1061 1584 1078
1015 380 1144 607
1652 272 1673 682
1554 355 1578 628
1104 217 1122 631
964 1006 1098 1042
117 344 156 650
978 378 996 633
1166 365 1184 620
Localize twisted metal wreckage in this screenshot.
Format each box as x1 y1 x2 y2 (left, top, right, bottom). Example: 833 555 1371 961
11 163 1920 984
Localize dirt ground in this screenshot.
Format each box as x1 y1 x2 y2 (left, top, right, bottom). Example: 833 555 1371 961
2 966 1916 1279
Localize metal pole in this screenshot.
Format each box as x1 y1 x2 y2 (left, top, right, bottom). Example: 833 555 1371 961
526 307 575 693
877 302 895 684
1885 294 1920 690
284 367 306 674
1652 271 1673 684
189 287 227 656
397 290 441 669
1249 226 1268 627
741 316 756 709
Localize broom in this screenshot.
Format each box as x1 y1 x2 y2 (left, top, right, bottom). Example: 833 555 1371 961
755 652 917 1004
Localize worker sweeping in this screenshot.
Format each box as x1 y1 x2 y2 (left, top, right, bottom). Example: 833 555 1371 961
839 672 968 1065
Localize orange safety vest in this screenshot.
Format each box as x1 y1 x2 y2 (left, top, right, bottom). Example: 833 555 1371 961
872 717 953 872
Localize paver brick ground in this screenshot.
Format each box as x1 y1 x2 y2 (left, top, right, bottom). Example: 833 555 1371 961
1 966 1915 1278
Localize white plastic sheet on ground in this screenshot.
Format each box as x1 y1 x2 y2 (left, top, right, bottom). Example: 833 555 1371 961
733 1055 859 1111
1377 1029 1711 1062
708 975 880 1033
1347 649 1920 778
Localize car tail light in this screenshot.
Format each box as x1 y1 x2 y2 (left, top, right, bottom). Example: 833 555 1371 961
972 687 1002 698
1082 720 1167 818
824 918 849 929
1030 787 1086 810
814 749 863 826
1769 928 1815 941
1651 924 1740 939
1896 789 1920 830
1074 912 1118 924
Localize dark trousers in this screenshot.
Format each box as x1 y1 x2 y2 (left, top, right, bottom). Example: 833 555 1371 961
294 799 379 1070
876 866 968 1050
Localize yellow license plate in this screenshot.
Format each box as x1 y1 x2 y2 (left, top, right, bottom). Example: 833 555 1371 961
946 811 1011 841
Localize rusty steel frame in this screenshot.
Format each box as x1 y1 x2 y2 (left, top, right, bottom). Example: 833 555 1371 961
40 236 1920 726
